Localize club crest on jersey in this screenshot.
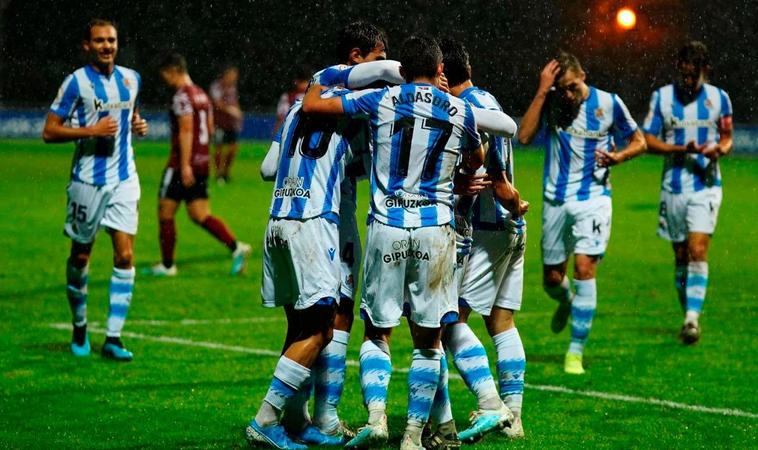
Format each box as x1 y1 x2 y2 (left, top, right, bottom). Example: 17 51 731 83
385 191 433 209
122 78 131 88
704 99 713 109
274 176 311 199
594 108 605 120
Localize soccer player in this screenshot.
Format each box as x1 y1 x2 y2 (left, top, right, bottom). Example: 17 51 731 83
149 53 251 277
257 21 398 446
518 51 646 374
642 41 733 344
439 37 528 441
209 64 243 184
303 35 488 450
246 25 392 449
42 19 148 361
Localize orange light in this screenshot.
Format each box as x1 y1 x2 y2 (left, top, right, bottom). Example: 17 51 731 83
616 7 637 30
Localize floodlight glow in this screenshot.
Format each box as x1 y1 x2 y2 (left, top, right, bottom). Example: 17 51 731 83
617 8 637 30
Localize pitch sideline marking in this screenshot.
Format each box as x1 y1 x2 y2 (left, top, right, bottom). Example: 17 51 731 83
48 323 758 420
50 317 280 328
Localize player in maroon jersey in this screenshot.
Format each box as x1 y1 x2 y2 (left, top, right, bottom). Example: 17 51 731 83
209 64 243 184
150 53 251 276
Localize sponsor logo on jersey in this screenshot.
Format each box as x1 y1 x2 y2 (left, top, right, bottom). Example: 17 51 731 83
93 98 134 112
382 238 430 263
561 126 608 139
668 117 713 128
274 176 311 199
384 191 434 209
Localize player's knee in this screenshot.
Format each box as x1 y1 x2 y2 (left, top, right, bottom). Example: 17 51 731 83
68 253 90 269
189 211 207 225
543 271 564 288
113 248 133 268
688 242 708 261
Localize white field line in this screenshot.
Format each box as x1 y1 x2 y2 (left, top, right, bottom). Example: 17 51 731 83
48 323 758 420
50 317 280 328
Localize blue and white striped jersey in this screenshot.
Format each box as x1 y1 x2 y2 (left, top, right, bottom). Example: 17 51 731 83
542 86 638 203
311 64 352 88
459 87 517 230
643 83 732 194
269 89 366 224
49 65 141 187
341 83 481 228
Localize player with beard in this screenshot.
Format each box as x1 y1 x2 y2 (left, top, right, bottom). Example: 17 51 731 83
518 51 646 375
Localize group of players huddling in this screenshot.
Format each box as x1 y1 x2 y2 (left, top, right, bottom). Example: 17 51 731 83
43 18 733 450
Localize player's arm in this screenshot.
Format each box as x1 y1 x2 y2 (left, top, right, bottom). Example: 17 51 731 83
491 172 529 218
260 141 280 181
472 108 517 138
42 113 118 143
703 93 734 160
177 114 195 187
596 129 647 167
131 108 149 136
301 84 345 115
345 60 404 88
518 59 560 145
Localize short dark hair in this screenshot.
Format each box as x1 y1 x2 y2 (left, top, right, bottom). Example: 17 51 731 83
398 35 442 82
678 40 710 70
439 38 471 87
556 50 583 80
336 21 388 64
159 52 188 73
84 18 116 41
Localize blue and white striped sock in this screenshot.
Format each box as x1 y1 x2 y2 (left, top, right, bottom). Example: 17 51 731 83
66 262 88 327
106 267 134 337
430 350 453 425
493 327 526 416
313 330 349 432
685 261 708 323
360 339 392 425
407 348 443 427
675 264 687 311
445 323 501 410
258 356 311 426
568 279 597 355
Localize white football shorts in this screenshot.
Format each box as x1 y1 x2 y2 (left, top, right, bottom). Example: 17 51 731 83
64 176 140 243
541 195 612 265
460 226 526 315
361 221 457 329
261 217 341 310
657 187 722 243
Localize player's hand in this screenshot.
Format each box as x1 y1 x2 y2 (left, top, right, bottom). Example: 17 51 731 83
702 142 723 160
518 199 530 216
438 73 450 93
539 60 561 95
595 146 624 167
131 113 149 136
453 172 491 195
90 116 118 137
181 165 195 187
685 140 707 154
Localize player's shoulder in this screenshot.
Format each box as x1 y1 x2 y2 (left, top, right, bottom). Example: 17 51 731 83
312 64 350 86
702 82 729 98
460 86 502 111
115 65 140 82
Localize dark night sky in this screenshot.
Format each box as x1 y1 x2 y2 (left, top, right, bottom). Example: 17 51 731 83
1 0 756 121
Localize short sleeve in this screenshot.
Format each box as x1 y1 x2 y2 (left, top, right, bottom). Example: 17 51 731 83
340 88 384 117
719 89 733 118
172 91 193 116
642 90 663 136
612 94 638 139
49 74 80 119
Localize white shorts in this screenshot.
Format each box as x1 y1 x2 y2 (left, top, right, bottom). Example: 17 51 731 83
261 217 341 310
338 211 362 300
541 195 612 265
460 227 526 315
657 188 722 243
64 176 140 243
361 221 457 329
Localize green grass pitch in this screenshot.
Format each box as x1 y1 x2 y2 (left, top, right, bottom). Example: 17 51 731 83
0 138 755 448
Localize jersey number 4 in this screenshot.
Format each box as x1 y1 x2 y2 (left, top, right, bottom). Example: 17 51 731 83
390 117 453 181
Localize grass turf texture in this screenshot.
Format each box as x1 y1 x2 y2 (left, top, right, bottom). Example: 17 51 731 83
0 138 755 448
